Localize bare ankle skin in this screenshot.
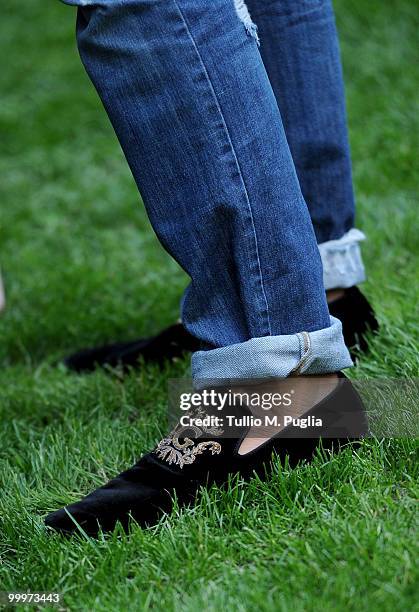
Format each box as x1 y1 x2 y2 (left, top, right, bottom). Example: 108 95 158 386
238 374 339 455
326 288 345 304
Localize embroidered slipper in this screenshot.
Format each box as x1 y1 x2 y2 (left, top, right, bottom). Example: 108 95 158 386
44 374 368 537
63 323 201 373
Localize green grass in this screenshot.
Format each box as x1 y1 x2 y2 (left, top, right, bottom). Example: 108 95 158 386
0 1 418 610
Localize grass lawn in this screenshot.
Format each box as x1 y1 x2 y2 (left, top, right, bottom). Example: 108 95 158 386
0 1 418 610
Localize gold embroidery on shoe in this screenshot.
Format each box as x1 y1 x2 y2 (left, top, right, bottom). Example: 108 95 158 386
154 408 223 469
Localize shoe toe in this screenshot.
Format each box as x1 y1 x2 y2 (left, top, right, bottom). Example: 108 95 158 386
45 505 99 536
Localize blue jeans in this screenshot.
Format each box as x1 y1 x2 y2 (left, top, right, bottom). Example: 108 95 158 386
245 0 366 290
62 0 355 381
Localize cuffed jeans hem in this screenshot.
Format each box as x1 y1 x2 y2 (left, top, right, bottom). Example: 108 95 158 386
191 316 352 385
319 229 366 290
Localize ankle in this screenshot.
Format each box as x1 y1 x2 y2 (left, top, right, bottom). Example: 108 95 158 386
326 288 345 304
237 374 340 455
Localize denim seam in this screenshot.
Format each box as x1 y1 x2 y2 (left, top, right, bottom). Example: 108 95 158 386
172 0 272 338
291 331 311 374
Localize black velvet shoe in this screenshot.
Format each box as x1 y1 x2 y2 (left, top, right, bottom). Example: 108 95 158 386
328 286 378 357
63 323 201 373
44 374 368 537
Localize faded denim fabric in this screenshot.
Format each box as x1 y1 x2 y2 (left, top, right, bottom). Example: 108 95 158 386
61 0 352 380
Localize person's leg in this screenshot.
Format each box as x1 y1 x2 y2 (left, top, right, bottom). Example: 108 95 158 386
62 1 374 374
45 0 356 535
68 0 349 364
244 0 377 348
245 0 363 285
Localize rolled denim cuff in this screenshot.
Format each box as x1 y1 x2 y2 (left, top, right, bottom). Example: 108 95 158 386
192 316 352 383
319 229 366 290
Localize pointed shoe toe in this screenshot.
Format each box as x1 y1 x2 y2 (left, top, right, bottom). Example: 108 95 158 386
45 505 100 536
